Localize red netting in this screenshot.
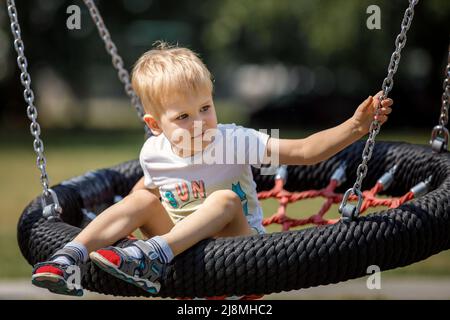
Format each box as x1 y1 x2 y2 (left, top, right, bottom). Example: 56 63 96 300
258 171 415 231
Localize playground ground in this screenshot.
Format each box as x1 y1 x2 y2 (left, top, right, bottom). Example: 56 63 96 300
1 277 449 300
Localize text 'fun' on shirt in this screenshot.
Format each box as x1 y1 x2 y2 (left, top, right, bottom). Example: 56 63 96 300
139 123 270 233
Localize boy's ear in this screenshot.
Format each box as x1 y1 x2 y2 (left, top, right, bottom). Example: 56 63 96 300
143 114 162 135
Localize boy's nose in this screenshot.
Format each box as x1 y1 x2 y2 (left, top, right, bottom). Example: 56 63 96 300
190 119 206 136
192 119 206 129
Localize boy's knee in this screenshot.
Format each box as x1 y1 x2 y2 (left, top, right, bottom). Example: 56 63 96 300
128 189 160 208
208 190 241 208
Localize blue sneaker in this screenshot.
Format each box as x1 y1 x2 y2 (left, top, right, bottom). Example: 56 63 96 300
89 240 164 294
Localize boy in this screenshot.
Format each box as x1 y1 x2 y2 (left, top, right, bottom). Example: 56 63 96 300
31 42 393 296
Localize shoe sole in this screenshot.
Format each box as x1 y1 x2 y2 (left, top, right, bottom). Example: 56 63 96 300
89 252 160 294
31 273 83 296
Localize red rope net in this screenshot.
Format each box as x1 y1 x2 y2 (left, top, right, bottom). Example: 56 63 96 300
258 163 426 231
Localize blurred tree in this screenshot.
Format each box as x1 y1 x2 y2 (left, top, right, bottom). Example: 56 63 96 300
0 0 449 129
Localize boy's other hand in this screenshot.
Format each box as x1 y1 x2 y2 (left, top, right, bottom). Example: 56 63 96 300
351 91 393 136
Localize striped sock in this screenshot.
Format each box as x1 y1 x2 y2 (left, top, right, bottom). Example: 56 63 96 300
52 242 88 266
145 236 174 264
123 236 174 264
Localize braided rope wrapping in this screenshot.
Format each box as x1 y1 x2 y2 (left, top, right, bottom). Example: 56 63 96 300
17 141 450 298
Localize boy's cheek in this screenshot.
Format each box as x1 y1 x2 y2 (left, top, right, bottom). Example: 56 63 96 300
207 115 218 128
171 128 189 142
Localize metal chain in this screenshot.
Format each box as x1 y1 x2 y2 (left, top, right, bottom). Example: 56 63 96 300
7 0 62 217
82 0 150 136
439 49 450 128
430 45 450 153
339 0 419 220
7 1 49 196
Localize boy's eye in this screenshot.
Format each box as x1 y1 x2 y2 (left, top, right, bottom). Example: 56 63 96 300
176 114 188 120
200 105 210 112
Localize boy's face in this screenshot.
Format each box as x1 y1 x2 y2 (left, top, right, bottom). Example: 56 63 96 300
143 87 218 157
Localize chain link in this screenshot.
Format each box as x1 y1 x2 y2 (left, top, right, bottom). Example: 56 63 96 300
7 0 51 198
439 46 450 127
429 46 450 152
441 52 450 127
340 0 419 218
82 0 150 136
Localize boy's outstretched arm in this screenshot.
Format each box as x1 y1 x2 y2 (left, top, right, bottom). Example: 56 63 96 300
265 92 393 166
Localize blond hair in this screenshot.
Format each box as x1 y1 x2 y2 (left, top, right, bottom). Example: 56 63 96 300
132 41 213 116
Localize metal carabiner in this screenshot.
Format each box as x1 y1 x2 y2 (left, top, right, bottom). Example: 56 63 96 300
339 188 363 222
430 125 449 153
41 188 63 220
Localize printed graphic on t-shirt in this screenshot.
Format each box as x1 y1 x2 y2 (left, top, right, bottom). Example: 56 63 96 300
160 180 207 209
231 181 249 216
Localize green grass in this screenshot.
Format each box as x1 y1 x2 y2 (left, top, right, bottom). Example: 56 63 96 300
1 128 449 279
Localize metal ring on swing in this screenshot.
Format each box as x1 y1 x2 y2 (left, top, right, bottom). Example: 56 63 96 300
41 188 63 220
338 187 363 222
430 125 449 153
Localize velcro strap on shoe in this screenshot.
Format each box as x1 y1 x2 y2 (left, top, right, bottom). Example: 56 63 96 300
134 240 158 260
50 247 79 264
133 240 164 282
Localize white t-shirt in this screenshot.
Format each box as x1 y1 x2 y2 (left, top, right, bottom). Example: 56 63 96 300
139 123 270 234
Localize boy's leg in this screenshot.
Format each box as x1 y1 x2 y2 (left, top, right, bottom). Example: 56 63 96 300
74 189 174 252
32 189 173 295
162 190 255 300
161 189 252 256
89 189 252 292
